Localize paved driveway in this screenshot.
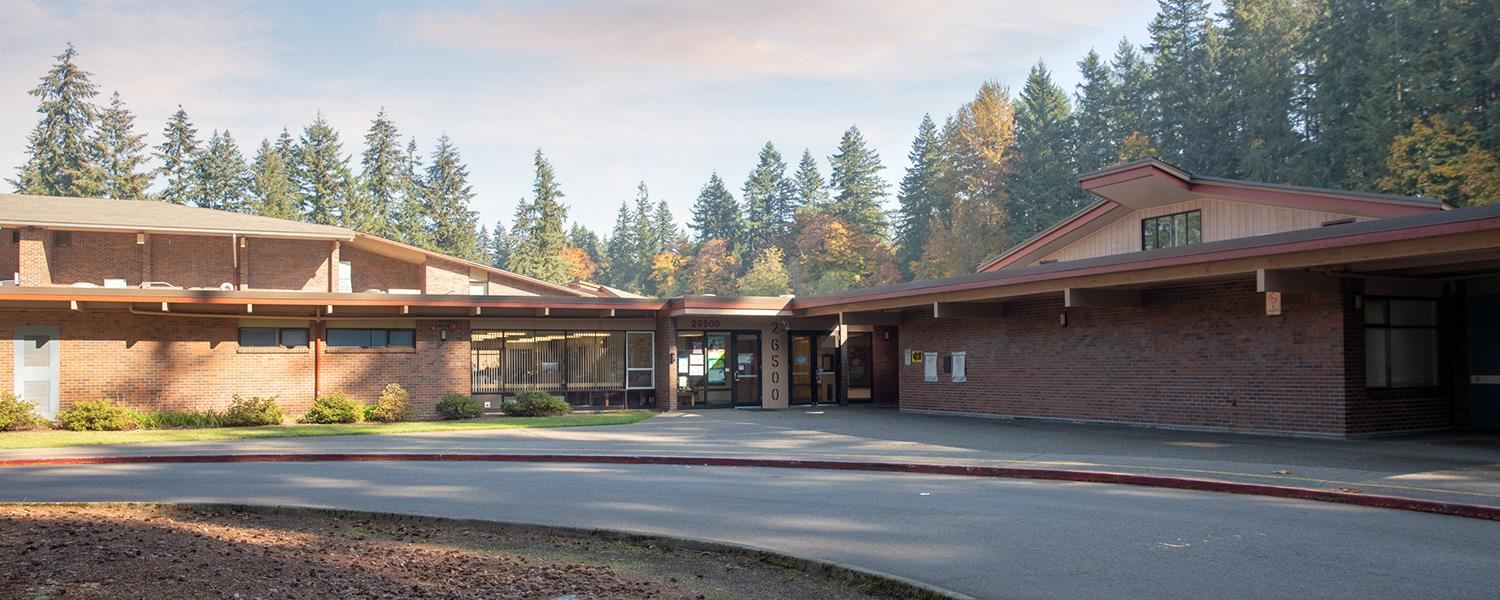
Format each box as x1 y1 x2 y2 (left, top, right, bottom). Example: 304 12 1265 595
5 406 1500 506
3 461 1498 600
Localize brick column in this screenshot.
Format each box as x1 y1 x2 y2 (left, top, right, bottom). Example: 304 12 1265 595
17 228 51 286
654 313 678 411
140 233 152 283
328 241 341 292
872 325 900 406
837 326 850 405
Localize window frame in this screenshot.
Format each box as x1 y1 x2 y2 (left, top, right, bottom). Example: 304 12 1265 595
238 327 310 349
625 331 656 390
1363 297 1441 390
1141 209 1203 251
325 327 417 349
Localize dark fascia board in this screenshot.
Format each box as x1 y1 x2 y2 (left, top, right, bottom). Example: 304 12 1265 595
791 203 1500 310
0 287 669 310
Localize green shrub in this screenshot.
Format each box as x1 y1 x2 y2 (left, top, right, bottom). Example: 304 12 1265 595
222 395 284 427
369 383 412 423
135 409 223 429
58 398 139 431
301 392 362 424
0 392 46 431
502 391 571 417
361 403 378 421
436 393 482 420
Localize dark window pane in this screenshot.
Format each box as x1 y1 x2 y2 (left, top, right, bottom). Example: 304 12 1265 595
371 329 389 347
1365 329 1388 388
1187 211 1202 243
1364 299 1388 325
279 328 309 347
239 328 277 347
627 370 654 389
1390 329 1439 387
327 329 370 348
1142 220 1156 250
626 332 654 369
1390 299 1437 327
1173 213 1187 245
388 329 415 347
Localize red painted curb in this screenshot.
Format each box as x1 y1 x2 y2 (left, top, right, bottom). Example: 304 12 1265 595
3 453 1497 522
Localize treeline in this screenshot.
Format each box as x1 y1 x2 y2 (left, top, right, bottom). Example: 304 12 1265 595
12 0 1500 296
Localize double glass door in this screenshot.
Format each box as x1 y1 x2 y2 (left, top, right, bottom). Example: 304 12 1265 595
677 331 761 408
789 332 839 405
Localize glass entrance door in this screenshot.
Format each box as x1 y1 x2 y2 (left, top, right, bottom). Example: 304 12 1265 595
732 333 760 407
789 332 839 405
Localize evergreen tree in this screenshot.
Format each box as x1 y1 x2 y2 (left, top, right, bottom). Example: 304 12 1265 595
193 130 250 212
358 109 403 238
491 217 515 269
391 138 431 247
603 200 642 290
90 91 151 199
1146 0 1229 171
291 114 353 225
915 82 1017 279
630 182 659 260
652 199 684 252
568 223 603 264
790 149 829 211
274 128 296 164
827 125 891 239
1072 50 1119 173
153 107 200 204
1110 38 1154 154
422 135 483 261
476 224 494 266
741 142 794 260
508 150 573 284
249 139 299 220
1008 62 1083 239
688 172 743 254
1221 0 1309 180
11 44 101 197
738 247 793 296
894 114 946 278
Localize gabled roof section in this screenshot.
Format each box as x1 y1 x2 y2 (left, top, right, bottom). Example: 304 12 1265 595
976 159 1450 272
0 194 354 240
346 233 592 297
570 281 647 298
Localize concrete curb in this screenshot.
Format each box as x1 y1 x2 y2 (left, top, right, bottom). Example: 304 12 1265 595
4 452 1498 521
4 502 970 600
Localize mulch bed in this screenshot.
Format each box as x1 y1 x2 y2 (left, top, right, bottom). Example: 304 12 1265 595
0 504 896 600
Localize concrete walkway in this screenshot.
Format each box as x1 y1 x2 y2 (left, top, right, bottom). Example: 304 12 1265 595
5 405 1500 507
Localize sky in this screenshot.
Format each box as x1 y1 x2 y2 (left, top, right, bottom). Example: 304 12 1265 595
0 0 1158 235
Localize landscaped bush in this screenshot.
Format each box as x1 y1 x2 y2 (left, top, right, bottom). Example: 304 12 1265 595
502 391 571 417
436 393 482 420
301 392 362 424
0 392 47 431
222 395 284 427
134 409 223 429
57 398 139 431
369 384 412 423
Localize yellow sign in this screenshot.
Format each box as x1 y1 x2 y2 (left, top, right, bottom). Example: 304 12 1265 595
911 350 924 363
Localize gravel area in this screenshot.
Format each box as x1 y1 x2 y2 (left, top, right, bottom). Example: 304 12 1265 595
0 504 906 600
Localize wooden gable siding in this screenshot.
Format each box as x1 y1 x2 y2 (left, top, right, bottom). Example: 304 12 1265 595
1038 197 1367 264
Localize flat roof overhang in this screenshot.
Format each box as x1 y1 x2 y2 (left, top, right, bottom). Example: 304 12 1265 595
792 204 1500 316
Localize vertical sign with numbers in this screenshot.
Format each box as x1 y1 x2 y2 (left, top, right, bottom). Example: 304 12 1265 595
764 321 787 408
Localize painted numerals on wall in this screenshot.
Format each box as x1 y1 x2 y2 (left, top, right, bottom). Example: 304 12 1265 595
768 321 783 403
687 319 722 329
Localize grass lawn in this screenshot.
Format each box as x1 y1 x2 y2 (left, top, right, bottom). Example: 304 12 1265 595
0 412 655 450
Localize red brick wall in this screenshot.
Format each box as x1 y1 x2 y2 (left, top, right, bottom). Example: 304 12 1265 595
149 234 235 289
49 231 143 286
243 238 330 291
897 279 1355 435
18 228 50 286
425 258 471 295
0 309 470 420
1341 279 1458 434
872 325 899 405
342 245 422 292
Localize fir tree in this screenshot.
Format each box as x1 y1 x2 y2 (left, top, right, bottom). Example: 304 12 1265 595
1008 61 1083 239
915 82 1016 279
11 44 101 197
790 149 829 211
1146 0 1231 171
491 217 515 269
359 109 403 238
652 199 684 253
827 126 891 239
291 113 353 225
741 142 794 260
894 114 946 278
631 182 659 259
423 135 483 262
1072 50 1119 173
91 91 151 199
508 150 573 284
274 128 296 164
153 107 200 204
603 200 642 291
568 223 603 264
738 247 793 296
391 138 431 248
1220 0 1310 180
193 130 250 212
249 139 299 220
688 172 743 255
1110 38 1154 152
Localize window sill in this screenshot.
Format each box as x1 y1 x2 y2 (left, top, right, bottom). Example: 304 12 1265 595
237 347 310 355
324 347 417 354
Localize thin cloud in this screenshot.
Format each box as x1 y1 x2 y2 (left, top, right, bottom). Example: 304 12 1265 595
387 0 1141 81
